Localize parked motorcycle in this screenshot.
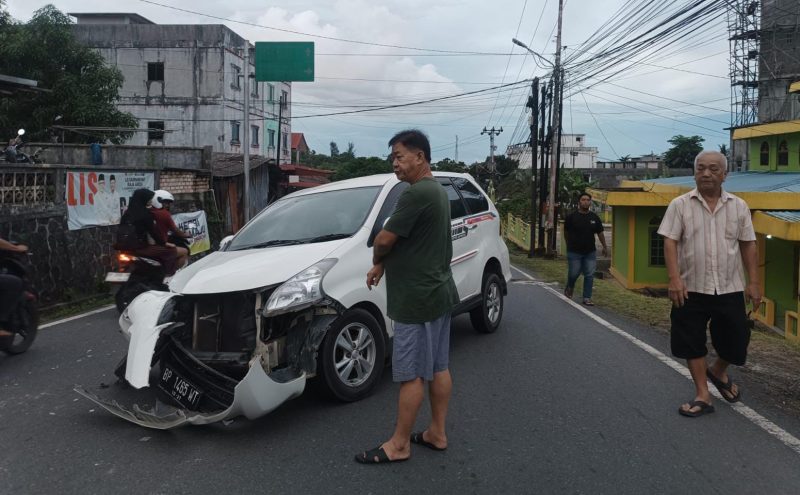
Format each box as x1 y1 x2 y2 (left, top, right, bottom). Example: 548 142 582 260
107 235 191 313
3 129 43 164
0 246 39 355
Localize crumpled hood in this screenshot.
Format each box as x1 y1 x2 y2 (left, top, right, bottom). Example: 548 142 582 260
169 241 346 294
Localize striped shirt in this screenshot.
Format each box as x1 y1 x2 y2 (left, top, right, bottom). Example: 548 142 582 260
657 188 755 295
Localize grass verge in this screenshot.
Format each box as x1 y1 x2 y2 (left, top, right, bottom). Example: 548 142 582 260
39 294 114 324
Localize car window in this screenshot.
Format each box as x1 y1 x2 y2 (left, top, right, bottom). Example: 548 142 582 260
437 178 467 219
368 182 410 247
228 186 381 250
452 177 489 214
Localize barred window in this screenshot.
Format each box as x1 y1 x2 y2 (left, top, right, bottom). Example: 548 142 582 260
778 140 789 166
649 216 665 266
760 141 770 166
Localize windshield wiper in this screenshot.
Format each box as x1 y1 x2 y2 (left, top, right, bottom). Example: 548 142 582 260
234 239 305 251
302 233 353 243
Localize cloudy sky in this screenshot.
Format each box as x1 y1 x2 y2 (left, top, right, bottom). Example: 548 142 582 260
6 0 732 163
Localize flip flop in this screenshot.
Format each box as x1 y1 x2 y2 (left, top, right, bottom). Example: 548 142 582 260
354 446 409 464
678 399 715 417
410 431 447 451
706 369 741 403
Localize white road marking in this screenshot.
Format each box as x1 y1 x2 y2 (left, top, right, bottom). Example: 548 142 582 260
39 305 116 329
510 264 800 456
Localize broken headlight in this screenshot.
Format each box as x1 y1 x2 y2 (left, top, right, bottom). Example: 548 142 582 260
263 259 337 316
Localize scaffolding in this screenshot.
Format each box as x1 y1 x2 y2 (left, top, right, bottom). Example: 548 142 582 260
728 1 760 129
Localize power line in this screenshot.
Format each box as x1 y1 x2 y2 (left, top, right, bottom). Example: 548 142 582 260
137 0 520 55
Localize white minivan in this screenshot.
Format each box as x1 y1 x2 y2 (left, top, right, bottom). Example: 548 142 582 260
77 172 512 429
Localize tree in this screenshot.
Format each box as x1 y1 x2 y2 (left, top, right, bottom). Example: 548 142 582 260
618 154 632 165
344 142 355 157
0 0 10 27
664 135 705 169
719 143 729 157
0 5 137 143
558 168 596 215
330 141 340 156
432 158 467 173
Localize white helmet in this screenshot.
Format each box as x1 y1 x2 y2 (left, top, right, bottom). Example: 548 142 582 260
152 189 174 209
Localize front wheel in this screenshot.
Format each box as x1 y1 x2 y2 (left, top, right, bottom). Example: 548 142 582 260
470 272 504 334
3 299 38 355
318 308 386 402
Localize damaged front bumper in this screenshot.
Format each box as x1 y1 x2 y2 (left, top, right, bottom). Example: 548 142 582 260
76 288 339 429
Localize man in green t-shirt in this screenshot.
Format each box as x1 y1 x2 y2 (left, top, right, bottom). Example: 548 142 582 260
355 129 459 464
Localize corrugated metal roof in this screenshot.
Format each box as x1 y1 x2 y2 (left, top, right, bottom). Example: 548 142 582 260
645 171 800 193
763 211 800 223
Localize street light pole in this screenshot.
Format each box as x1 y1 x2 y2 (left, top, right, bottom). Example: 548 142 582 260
243 41 251 223
528 78 539 258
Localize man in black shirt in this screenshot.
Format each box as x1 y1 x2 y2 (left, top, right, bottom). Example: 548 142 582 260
564 192 607 305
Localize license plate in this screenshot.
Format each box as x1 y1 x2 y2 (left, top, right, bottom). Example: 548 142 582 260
105 272 130 283
158 365 203 409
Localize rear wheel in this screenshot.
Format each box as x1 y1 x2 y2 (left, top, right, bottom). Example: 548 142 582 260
3 299 38 355
469 271 504 334
318 308 386 402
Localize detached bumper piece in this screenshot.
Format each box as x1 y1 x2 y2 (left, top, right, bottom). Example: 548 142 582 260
75 336 307 429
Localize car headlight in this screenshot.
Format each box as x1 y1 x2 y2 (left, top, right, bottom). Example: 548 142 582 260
264 259 337 316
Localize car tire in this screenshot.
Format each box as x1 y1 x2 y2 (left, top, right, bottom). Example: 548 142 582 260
318 308 386 402
469 271 504 334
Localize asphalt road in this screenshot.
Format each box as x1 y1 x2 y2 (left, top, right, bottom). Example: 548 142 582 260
2 266 800 494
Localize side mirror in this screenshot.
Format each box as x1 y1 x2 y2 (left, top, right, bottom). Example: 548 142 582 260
219 235 234 251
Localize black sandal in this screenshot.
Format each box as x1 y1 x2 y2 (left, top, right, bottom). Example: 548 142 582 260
354 446 409 464
411 431 447 451
706 369 741 403
678 400 715 417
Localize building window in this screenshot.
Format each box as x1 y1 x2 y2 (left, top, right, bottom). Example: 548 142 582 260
268 129 275 148
760 141 770 166
268 84 275 103
281 90 289 109
230 121 241 144
778 140 789 166
231 64 241 90
252 81 259 97
649 216 665 267
147 121 164 144
282 131 288 152
251 125 259 147
147 62 164 82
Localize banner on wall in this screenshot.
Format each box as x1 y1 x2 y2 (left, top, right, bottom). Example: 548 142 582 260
173 210 211 255
66 171 155 230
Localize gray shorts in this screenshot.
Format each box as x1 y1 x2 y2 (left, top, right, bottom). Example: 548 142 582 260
392 313 451 382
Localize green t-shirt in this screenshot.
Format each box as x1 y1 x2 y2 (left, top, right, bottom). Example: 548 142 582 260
383 177 460 324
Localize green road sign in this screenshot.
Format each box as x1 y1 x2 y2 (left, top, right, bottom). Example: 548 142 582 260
255 42 314 82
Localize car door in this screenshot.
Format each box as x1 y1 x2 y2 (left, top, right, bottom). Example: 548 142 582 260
451 176 494 298
436 178 474 301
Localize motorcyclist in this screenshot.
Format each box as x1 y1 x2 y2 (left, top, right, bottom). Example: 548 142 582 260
118 189 178 276
0 238 28 347
151 190 191 269
4 136 21 163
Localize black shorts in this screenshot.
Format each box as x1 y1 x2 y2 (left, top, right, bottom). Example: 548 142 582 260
670 291 751 366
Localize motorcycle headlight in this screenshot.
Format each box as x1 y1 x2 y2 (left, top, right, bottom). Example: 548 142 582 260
264 259 337 316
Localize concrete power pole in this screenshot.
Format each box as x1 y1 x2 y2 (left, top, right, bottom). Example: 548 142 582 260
243 41 251 223
481 126 503 189
546 0 565 255
528 78 539 258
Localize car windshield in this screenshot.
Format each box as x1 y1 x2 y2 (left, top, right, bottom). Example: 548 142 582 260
228 186 382 251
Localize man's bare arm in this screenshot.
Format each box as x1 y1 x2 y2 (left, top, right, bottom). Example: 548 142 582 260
664 237 687 307
739 240 762 310
372 229 399 266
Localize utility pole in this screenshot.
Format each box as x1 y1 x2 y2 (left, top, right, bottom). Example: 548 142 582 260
537 81 550 251
551 67 565 254
546 0 565 255
481 126 503 190
243 41 251 223
528 77 539 258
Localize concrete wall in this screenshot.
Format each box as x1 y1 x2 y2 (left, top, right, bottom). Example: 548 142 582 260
747 132 800 171
24 143 212 171
71 23 292 156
